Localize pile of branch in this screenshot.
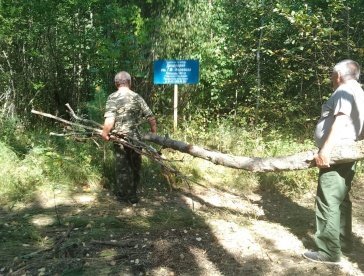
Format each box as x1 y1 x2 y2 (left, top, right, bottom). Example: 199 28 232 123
31 105 364 173
31 105 184 187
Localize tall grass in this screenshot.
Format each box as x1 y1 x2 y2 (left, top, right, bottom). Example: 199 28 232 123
0 119 102 207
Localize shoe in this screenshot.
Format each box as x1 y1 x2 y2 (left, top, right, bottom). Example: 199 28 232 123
341 245 353 254
116 194 128 202
116 195 139 204
128 197 139 204
303 251 340 264
341 248 354 257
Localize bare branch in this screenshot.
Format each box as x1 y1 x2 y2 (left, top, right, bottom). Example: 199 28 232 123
32 109 102 134
31 108 184 187
65 103 103 128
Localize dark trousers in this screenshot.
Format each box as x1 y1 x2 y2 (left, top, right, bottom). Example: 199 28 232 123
314 162 355 260
114 144 141 199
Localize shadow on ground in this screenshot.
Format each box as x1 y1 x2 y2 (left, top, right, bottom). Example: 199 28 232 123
253 175 364 274
1 163 364 275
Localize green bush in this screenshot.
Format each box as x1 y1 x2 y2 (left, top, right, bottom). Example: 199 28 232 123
0 142 43 204
85 87 108 124
0 127 103 206
0 117 31 156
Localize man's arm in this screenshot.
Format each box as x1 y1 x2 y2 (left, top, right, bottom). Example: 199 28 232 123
102 117 115 141
315 112 346 168
148 116 157 134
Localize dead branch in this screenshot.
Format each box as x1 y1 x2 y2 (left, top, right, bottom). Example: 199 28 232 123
31 108 186 188
31 109 102 134
65 103 103 128
90 239 138 247
142 133 318 171
143 133 364 172
31 107 364 173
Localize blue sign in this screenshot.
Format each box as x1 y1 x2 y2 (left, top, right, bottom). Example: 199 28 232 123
153 59 199 85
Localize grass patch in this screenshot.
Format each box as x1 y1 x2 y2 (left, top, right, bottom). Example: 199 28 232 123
0 135 102 208
169 119 317 197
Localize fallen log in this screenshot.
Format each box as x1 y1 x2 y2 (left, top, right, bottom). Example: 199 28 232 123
142 133 317 172
31 108 364 173
143 133 364 172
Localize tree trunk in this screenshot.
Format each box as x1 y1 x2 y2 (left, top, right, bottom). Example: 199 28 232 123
143 133 364 172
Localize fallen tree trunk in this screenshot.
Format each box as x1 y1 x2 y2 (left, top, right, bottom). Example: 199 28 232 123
143 133 364 172
31 108 364 172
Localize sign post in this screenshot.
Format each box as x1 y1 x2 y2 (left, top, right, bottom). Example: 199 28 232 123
153 59 199 131
173 84 178 131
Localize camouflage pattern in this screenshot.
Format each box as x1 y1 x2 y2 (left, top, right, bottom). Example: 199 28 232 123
104 89 153 202
113 144 141 201
104 89 153 139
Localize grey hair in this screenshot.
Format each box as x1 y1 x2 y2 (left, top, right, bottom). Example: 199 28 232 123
114 71 131 87
333 59 360 81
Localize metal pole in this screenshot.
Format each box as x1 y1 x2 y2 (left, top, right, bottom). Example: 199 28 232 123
173 84 178 131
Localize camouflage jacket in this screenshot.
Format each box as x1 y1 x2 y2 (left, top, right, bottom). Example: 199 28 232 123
104 89 153 138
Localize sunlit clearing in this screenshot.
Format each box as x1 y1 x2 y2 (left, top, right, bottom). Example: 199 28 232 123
189 246 221 275
31 214 55 227
72 194 96 204
251 222 303 252
35 189 96 208
208 219 260 256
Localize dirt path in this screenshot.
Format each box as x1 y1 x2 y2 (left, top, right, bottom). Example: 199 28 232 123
180 183 364 275
1 180 364 275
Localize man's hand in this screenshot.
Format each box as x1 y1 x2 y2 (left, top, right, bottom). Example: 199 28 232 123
148 116 157 134
102 117 115 141
314 113 345 169
314 149 331 168
101 130 110 141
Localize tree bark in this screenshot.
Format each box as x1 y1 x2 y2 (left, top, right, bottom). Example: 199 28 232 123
143 133 364 172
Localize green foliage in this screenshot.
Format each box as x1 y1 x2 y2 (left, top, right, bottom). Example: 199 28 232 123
85 86 108 123
0 117 31 155
1 0 364 129
31 143 100 188
0 142 42 204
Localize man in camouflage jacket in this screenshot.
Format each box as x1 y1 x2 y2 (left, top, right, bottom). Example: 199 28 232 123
102 71 157 203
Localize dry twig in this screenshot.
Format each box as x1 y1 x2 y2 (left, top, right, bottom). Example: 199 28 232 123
31 105 188 189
